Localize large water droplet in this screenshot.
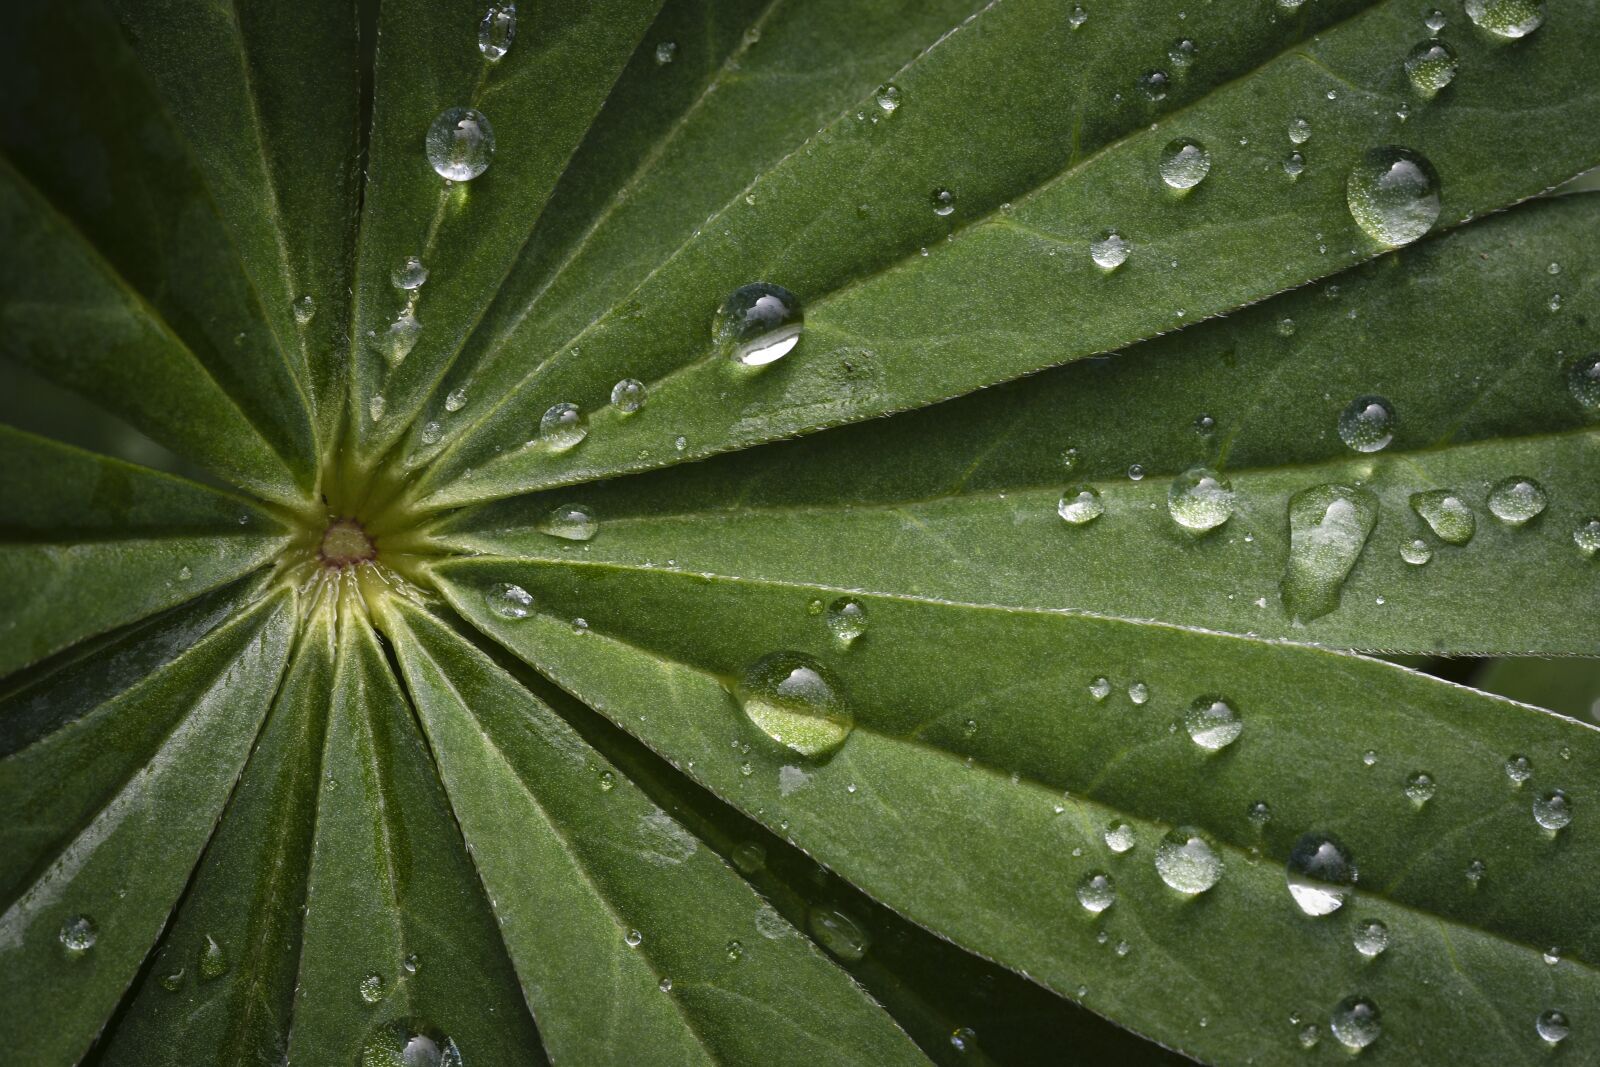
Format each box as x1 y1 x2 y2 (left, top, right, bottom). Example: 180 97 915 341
1353 919 1390 958
1536 1009 1570 1045
1287 832 1358 916
1076 871 1116 913
1159 138 1211 190
1090 231 1129 271
1347 147 1441 247
1338 395 1396 453
360 1019 463 1067
1409 490 1475 544
1533 789 1571 831
1465 0 1544 38
808 905 869 962
478 4 517 60
384 307 421 367
539 402 587 452
1154 827 1223 894
1057 485 1105 526
487 582 533 619
715 283 803 366
735 652 852 758
59 914 97 953
1331 996 1381 1050
425 107 495 182
826 597 868 646
1168 467 1234 531
1282 485 1379 623
1487 476 1547 525
1405 39 1459 95
1184 696 1242 750
1566 352 1600 412
539 503 597 541
611 377 646 414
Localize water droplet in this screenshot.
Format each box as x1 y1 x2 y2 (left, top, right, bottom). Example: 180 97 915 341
1505 754 1533 784
359 973 385 1003
826 598 867 645
1090 230 1129 271
1543 946 1562 965
1362 750 1378 767
875 84 901 113
1076 871 1116 913
444 387 468 412
1548 292 1562 312
1426 8 1448 31
293 294 316 325
597 769 615 792
369 394 386 423
1127 463 1145 482
1138 69 1169 101
1089 676 1112 701
1282 484 1379 623
420 421 443 446
1533 789 1571 831
1574 517 1600 557
391 255 428 291
1537 1009 1570 1045
714 282 803 367
732 841 766 874
1409 490 1475 544
1286 832 1358 916
1282 152 1305 180
59 914 96 953
1127 681 1149 705
1159 138 1211 190
1288 116 1312 144
160 967 185 991
1338 395 1396 453
1353 919 1389 958
657 976 673 993
384 306 421 366
1277 317 1297 337
735 652 852 758
1168 38 1197 69
1566 352 1600 412
198 934 227 980
1346 147 1441 247
1104 821 1135 852
625 929 643 947
931 188 957 217
1405 39 1459 95
949 1027 977 1053
1248 800 1273 826
478 4 516 60
1168 466 1235 532
1060 446 1082 471
1465 0 1544 39
1298 1024 1321 1048
1184 696 1242 750
1331 996 1381 1050
1154 827 1223 894
1400 538 1432 565
655 40 677 65
1194 414 1216 435
1487 476 1547 525
359 1020 462 1067
425 107 495 181
1068 5 1088 29
808 906 869 962
1057 485 1105 525
1465 858 1487 886
539 402 587 452
1405 771 1436 806
539 503 598 541
487 582 533 619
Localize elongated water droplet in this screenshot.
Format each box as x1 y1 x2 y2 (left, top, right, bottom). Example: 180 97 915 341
368 394 386 423
59 914 97 953
1537 1010 1570 1045
360 1020 462 1067
1184 696 1242 750
1405 39 1459 94
1338 395 1396 452
1409 489 1475 544
1331 996 1381 1050
1076 871 1116 913
293 294 316 325
1405 771 1436 806
1566 352 1600 412
1104 821 1135 853
1533 789 1571 831
715 282 803 366
736 652 852 758
384 307 421 366
425 107 495 181
1154 827 1222 894
1465 0 1544 38
1487 476 1546 525
1347 147 1440 247
1090 231 1129 271
539 402 587 452
1286 832 1358 916
539 503 597 542
1159 138 1211 190
1168 466 1234 531
478 4 516 60
808 906 869 962
487 582 533 619
826 598 867 645
1057 485 1104 526
1282 484 1379 623
392 255 429 290
1353 919 1389 958
198 934 228 980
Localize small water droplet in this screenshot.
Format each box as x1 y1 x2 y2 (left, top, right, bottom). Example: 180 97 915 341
1090 230 1129 271
444 387 468 412
293 294 316 325
1338 395 1396 453
1286 832 1358 916
949 1026 977 1053
1505 754 1533 784
1566 353 1600 412
486 582 533 619
359 973 385 1003
808 906 869 962
1104 821 1135 852
1128 681 1149 705
1331 996 1381 1050
715 282 803 367
1159 138 1211 190
1077 871 1116 913
160 967 185 991
1362 750 1379 767
1248 800 1272 826
539 402 587 452
1409 489 1475 544
1425 8 1448 31
1089 676 1112 701
1068 5 1088 29
1194 413 1216 435
655 40 677 65
1168 37 1197 69
1282 484 1379 623
1287 116 1312 145
931 188 956 217
1405 771 1436 806
1401 538 1433 565
59 914 97 953
1543 946 1562 965
1353 919 1389 958
1487 476 1547 525
1347 147 1441 247
425 107 495 181
198 934 227 981
1405 39 1459 94
1127 463 1145 481
1533 789 1571 831
826 597 867 645
1154 827 1223 894
369 394 386 423
1185 696 1242 750
1057 485 1105 525
625 929 643 947
1298 1023 1322 1048
391 256 428 291
478 3 516 60
1465 0 1544 39
1573 517 1600 557
1537 1009 1570 1045
1465 858 1487 886
732 841 766 874
1168 466 1235 532
874 83 902 114
1282 152 1305 180
384 306 421 366
1138 69 1169 101
735 652 852 758
539 503 598 542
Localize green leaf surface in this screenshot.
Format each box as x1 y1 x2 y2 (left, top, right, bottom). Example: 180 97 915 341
388 596 928 1066
0 592 293 1066
438 557 1600 1063
415 0 1600 507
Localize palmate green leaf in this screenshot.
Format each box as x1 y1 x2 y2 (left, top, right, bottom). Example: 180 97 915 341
435 193 1600 656
436 557 1600 1064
